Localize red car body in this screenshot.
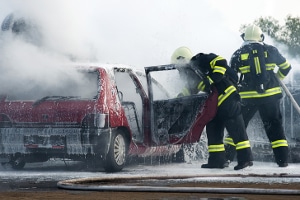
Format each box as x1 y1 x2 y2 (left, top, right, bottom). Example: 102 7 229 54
0 64 217 172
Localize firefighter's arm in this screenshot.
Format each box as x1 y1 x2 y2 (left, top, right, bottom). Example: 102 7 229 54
177 87 191 97
197 78 211 93
211 60 227 83
276 60 292 80
273 47 292 80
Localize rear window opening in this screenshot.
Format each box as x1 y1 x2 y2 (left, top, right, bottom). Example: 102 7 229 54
0 69 99 101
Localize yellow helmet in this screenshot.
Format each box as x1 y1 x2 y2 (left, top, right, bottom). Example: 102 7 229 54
171 46 193 64
242 24 264 42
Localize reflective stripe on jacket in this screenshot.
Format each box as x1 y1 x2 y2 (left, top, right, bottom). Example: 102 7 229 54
230 42 291 100
197 55 238 107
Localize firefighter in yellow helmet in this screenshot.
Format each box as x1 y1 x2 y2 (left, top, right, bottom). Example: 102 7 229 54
225 24 292 167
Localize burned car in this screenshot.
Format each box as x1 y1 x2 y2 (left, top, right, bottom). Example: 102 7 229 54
0 64 217 172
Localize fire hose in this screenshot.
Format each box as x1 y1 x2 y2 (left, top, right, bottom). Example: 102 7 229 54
57 174 300 195
278 77 300 115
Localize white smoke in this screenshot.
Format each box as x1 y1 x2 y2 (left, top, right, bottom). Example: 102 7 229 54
0 0 246 67
0 0 296 100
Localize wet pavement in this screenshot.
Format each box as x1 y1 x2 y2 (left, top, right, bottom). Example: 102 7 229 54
0 159 299 200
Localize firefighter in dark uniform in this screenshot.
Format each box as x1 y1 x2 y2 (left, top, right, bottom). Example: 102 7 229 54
225 24 292 167
189 52 253 170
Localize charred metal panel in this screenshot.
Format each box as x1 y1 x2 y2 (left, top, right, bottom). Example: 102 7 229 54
152 95 206 144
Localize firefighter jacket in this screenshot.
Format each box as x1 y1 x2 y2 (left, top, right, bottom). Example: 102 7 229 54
230 41 292 104
190 53 239 107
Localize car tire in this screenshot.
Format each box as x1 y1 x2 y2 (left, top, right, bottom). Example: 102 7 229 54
103 130 127 172
10 157 26 170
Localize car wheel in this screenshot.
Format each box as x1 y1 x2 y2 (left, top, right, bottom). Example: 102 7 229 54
10 157 26 170
103 130 127 172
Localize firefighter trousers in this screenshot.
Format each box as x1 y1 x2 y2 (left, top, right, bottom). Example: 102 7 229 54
206 95 253 165
225 98 289 165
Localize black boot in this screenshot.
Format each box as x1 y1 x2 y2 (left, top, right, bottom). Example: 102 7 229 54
201 162 229 169
273 146 289 167
225 144 236 162
201 152 229 169
234 148 253 170
234 161 253 170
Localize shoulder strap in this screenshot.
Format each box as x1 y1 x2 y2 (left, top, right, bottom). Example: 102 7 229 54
247 43 268 93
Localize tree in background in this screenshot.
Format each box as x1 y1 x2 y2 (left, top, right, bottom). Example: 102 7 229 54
240 15 300 58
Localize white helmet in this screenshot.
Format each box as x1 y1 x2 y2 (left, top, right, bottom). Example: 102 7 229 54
242 24 264 42
171 46 193 64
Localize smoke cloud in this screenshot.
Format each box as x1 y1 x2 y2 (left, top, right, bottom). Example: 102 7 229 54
0 0 297 99
0 0 245 66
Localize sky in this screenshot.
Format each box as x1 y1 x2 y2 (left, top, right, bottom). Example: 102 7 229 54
0 0 299 69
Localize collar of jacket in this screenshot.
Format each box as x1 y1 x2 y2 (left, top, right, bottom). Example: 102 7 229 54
242 41 264 47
